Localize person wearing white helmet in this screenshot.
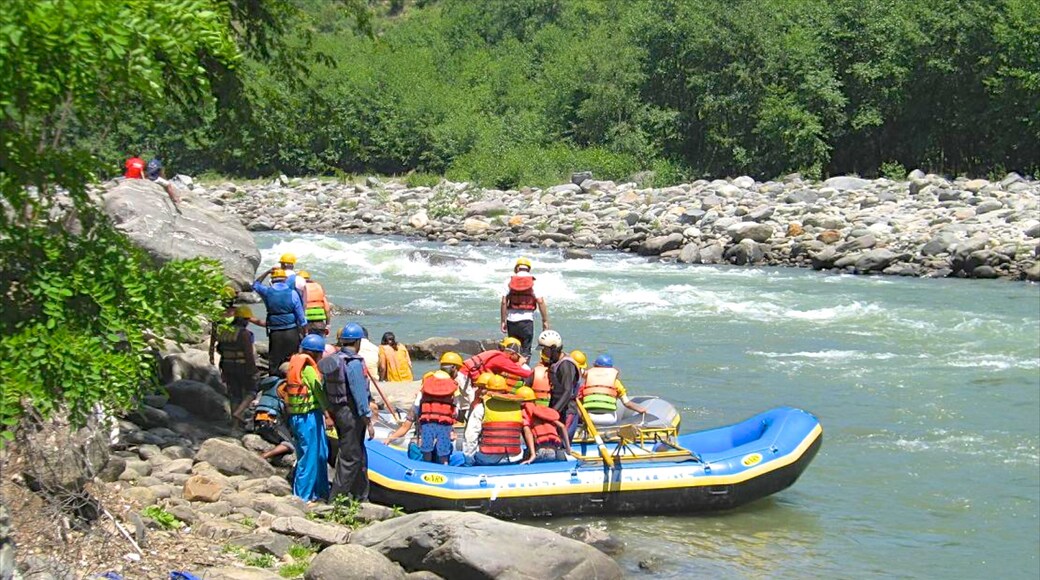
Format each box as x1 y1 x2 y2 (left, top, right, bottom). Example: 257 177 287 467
537 329 580 433
500 257 550 360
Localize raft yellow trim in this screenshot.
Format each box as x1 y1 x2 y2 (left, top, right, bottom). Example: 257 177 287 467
369 423 822 500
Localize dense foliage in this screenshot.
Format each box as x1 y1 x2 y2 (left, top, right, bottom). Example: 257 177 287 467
90 0 1038 186
0 0 251 432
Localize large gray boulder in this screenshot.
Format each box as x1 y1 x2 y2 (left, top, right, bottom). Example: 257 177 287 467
195 438 276 478
161 348 225 395
351 511 623 580
102 179 260 288
165 380 231 423
407 337 498 360
306 544 406 580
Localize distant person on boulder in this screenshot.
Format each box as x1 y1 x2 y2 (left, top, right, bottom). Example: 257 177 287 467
298 270 331 335
579 354 647 427
210 306 259 424
280 335 330 502
500 257 550 360
143 156 181 205
253 267 307 368
319 323 374 502
124 154 145 179
378 331 413 382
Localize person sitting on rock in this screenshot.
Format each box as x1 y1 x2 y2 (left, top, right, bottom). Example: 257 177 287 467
253 267 307 369
579 354 648 427
518 386 570 463
500 257 550 360
251 364 294 464
143 156 181 205
210 306 259 424
464 375 530 466
280 334 330 502
378 331 413 382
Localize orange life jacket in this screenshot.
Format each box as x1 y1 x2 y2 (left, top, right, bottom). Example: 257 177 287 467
505 275 537 311
303 280 327 322
281 353 322 415
581 367 620 413
526 403 562 448
531 365 551 407
479 395 523 455
419 372 457 425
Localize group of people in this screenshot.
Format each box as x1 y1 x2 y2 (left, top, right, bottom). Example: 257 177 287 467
210 254 646 503
124 153 181 206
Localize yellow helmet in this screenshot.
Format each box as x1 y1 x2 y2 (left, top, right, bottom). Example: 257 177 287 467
234 306 253 319
514 257 532 272
298 270 311 280
271 268 287 279
515 386 536 401
439 351 464 367
486 375 509 392
570 349 587 369
220 285 238 301
475 372 494 387
279 253 297 265
499 337 522 352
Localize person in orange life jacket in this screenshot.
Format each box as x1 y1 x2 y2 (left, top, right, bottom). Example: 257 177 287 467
500 257 550 360
210 306 260 423
277 253 308 297
280 334 330 502
581 354 648 426
464 375 532 466
317 323 375 502
383 370 493 452
378 331 413 382
413 352 464 464
459 337 532 413
253 267 307 369
297 270 331 335
537 330 581 438
517 386 570 464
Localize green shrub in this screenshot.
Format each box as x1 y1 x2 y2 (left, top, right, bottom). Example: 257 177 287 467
405 172 443 188
279 561 309 578
141 506 183 530
447 144 641 189
880 161 907 180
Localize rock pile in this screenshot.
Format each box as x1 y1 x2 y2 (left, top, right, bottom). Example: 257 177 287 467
191 171 1040 281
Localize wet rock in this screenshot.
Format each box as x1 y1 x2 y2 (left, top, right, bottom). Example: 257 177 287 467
351 511 622 580
563 248 593 260
407 337 497 360
678 243 700 264
195 438 276 479
558 524 625 556
306 544 406 580
164 379 231 423
638 233 684 256
855 249 900 273
725 238 764 265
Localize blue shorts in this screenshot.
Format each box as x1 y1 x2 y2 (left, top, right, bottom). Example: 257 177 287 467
419 422 453 457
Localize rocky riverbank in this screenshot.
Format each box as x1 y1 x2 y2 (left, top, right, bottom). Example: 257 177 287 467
183 171 1040 281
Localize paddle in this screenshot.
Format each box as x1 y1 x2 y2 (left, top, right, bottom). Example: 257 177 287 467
576 399 615 469
368 374 402 423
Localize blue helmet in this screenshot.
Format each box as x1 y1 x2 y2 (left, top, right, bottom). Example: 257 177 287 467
301 334 326 353
339 322 364 341
594 354 614 368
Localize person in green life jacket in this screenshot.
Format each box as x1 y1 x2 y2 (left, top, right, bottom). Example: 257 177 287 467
280 334 330 502
578 354 648 427
253 268 307 369
297 270 332 336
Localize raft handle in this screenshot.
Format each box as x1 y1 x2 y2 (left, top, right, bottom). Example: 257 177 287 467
404 469 415 478
708 486 729 496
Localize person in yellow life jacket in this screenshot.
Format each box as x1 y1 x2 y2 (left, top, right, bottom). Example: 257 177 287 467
517 386 569 464
378 331 413 382
280 334 330 501
297 271 332 334
580 354 649 426
500 257 550 360
464 375 530 466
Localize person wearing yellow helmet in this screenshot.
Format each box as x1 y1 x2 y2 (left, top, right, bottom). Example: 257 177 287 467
253 264 308 368
501 257 550 360
518 385 570 464
297 270 332 334
463 374 530 465
209 303 259 424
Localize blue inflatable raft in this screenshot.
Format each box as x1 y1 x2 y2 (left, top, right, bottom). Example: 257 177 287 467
367 405 822 517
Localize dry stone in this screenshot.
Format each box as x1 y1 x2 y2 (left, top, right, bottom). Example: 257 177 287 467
306 544 405 580
271 516 351 545
195 438 275 478
183 474 225 502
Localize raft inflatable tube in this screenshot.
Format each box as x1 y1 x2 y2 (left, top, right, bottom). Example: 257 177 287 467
367 406 822 517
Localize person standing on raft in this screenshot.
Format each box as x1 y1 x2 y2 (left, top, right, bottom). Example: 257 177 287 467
500 257 550 360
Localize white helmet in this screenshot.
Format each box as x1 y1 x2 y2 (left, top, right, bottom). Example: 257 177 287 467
538 330 562 349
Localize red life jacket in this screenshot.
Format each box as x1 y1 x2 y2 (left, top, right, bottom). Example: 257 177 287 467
462 350 502 379
124 157 145 179
479 395 523 455
419 372 457 425
525 403 562 448
505 275 537 311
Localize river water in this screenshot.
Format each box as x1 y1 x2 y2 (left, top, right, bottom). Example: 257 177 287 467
254 232 1039 579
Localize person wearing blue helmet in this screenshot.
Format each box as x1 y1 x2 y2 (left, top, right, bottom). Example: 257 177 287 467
317 322 374 502
282 333 329 501
578 353 648 427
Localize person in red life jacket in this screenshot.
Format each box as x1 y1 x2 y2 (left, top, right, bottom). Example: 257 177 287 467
253 267 307 369
537 330 581 438
460 337 533 412
279 334 330 502
297 270 331 335
414 352 464 464
517 386 569 463
500 257 550 360
124 155 145 179
464 375 532 466
317 323 375 502
580 354 648 426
